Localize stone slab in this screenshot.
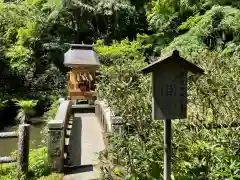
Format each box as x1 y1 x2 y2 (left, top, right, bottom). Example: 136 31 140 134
64 113 105 179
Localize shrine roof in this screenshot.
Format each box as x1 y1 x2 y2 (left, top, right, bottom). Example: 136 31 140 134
64 44 100 67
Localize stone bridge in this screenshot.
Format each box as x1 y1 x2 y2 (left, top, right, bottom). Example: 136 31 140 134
48 99 122 179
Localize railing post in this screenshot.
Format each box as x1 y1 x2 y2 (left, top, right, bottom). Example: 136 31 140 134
18 124 30 174
95 100 99 119
48 123 64 172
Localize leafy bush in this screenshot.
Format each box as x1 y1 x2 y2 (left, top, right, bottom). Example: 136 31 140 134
28 147 51 177
13 99 38 123
0 147 62 180
39 173 63 180
146 0 240 55
95 37 240 179
42 98 60 122
163 6 240 57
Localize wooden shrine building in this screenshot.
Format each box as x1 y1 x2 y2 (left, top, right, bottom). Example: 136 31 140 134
64 44 100 101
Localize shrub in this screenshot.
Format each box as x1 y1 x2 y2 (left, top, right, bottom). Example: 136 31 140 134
39 173 63 180
0 147 62 180
13 99 38 124
95 37 240 179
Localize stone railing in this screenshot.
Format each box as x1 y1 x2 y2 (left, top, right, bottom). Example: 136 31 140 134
48 100 72 172
95 100 124 139
0 124 30 174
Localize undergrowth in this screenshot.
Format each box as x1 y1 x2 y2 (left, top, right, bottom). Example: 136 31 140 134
95 36 240 179
0 147 63 180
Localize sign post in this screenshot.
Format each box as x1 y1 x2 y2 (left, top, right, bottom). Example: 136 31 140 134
141 50 204 180
164 119 171 180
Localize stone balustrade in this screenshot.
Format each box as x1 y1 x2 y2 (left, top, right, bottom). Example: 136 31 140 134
48 100 72 172
95 100 124 135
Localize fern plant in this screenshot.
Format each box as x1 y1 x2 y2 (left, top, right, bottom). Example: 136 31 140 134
14 99 38 124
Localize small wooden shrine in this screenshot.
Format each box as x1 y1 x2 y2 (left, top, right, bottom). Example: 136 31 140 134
64 44 100 100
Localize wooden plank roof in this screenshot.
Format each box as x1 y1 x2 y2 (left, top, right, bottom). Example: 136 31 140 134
141 50 204 74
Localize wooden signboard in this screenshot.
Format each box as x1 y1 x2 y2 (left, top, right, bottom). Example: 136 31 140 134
141 49 204 180
141 50 204 120
153 67 187 119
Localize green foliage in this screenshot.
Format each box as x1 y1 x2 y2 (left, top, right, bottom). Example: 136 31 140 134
0 1 42 70
0 0 64 101
0 147 62 180
42 98 60 121
162 6 240 56
39 173 63 180
146 0 240 55
28 147 51 177
14 100 38 110
41 98 61 144
0 100 9 110
95 34 152 67
160 6 240 129
96 37 240 179
14 99 38 123
0 0 148 108
177 14 202 31
96 38 162 179
95 35 151 113
5 45 31 70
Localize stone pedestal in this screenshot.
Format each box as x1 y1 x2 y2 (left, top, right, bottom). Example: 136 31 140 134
48 123 64 172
